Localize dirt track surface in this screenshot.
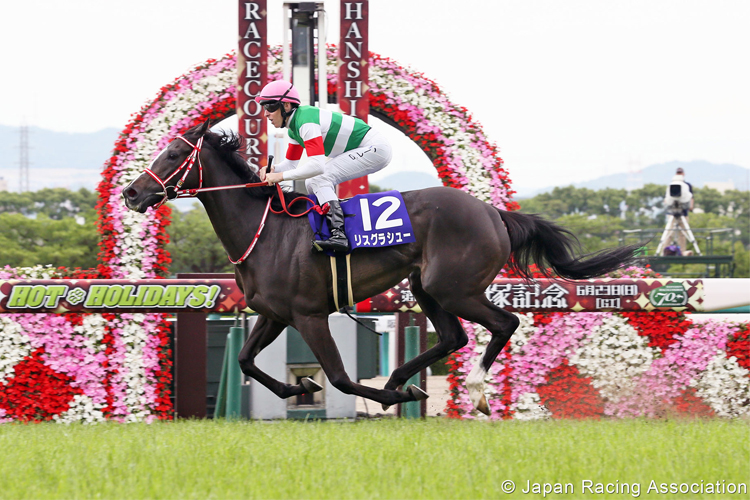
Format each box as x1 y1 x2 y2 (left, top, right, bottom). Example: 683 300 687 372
355 375 451 418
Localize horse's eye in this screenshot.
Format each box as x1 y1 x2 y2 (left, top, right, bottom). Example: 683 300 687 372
168 152 178 160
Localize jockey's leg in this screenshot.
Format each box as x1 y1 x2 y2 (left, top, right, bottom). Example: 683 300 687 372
313 199 349 253
307 129 392 253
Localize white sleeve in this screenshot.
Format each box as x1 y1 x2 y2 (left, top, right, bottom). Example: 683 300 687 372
272 158 299 173
282 156 326 181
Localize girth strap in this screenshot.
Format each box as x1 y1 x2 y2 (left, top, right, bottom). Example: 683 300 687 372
330 254 353 312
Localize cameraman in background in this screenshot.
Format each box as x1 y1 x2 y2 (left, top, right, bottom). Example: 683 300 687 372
663 167 694 254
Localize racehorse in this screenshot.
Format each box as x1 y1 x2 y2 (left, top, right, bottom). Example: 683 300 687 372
123 121 638 415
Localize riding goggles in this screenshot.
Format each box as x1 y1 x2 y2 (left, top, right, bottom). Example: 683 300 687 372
261 101 282 113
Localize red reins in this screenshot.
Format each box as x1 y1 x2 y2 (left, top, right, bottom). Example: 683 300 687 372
141 134 329 264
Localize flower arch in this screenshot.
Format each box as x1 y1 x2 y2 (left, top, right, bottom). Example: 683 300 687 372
97 46 517 280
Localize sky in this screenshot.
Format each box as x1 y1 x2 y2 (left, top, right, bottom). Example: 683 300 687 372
0 0 748 194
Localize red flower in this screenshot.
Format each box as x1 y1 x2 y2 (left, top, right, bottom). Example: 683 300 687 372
622 311 691 353
726 325 750 371
671 387 714 417
537 360 605 419
0 348 83 422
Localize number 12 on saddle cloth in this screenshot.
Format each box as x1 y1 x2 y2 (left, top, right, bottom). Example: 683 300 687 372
307 191 416 252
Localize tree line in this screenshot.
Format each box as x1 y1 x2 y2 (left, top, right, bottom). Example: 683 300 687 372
518 184 749 277
0 185 747 277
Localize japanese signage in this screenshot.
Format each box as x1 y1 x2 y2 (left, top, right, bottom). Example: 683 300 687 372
237 0 268 170
0 278 705 314
369 278 706 314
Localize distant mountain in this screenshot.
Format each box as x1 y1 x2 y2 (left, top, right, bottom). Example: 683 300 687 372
515 161 749 199
0 125 120 191
2 126 746 201
371 171 442 192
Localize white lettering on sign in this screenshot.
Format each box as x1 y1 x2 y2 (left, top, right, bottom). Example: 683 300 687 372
345 80 363 98
344 41 362 59
239 1 266 168
345 22 362 39
243 23 260 39
344 2 364 20
346 61 361 79
485 283 571 310
244 2 261 19
596 298 622 309
576 284 638 296
340 2 368 120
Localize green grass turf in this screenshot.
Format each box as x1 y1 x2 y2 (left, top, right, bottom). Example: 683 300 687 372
0 418 747 499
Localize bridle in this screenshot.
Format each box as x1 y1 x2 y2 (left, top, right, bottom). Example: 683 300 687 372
144 136 205 208
140 133 328 264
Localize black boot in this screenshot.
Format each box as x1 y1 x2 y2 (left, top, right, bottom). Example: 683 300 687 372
314 200 349 253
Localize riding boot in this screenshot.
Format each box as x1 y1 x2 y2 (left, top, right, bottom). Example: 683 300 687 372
314 200 349 253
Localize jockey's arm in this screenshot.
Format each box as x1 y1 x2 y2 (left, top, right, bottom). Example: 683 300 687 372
264 125 326 184
261 140 301 179
281 122 326 181
281 141 325 181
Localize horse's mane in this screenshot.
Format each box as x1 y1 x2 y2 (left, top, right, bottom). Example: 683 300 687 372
202 130 309 212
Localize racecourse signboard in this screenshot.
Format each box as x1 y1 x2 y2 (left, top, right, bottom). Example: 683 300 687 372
0 278 743 314
237 0 268 170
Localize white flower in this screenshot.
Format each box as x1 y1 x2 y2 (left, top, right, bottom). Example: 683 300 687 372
570 315 657 403
693 353 750 418
513 392 551 420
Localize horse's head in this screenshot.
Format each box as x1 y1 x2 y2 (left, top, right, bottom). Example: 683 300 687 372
122 120 211 213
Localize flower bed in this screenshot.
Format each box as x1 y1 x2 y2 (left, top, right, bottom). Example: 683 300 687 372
446 268 750 419
0 266 172 423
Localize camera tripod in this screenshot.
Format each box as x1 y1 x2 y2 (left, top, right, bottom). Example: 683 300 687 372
655 212 702 256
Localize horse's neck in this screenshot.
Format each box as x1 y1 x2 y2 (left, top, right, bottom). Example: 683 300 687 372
197 171 270 261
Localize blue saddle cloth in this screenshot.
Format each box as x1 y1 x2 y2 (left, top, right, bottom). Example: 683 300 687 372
307 190 416 254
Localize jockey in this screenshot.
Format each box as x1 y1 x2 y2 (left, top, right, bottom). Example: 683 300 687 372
255 80 393 253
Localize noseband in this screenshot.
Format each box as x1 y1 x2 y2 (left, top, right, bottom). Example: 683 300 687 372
143 136 204 208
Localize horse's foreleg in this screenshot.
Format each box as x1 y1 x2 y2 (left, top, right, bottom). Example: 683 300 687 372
295 316 422 407
238 315 311 399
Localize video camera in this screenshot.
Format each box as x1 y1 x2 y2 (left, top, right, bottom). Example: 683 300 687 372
664 181 692 217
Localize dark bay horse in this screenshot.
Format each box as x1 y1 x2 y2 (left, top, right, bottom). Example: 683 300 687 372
123 122 638 415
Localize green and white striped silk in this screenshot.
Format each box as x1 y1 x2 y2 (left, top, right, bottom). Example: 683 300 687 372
286 106 371 157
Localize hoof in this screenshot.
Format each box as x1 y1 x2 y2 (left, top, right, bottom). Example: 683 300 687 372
382 403 391 411
407 384 429 401
476 394 491 416
301 377 323 393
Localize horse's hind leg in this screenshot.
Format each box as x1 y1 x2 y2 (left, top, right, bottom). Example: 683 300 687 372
237 315 311 399
438 294 520 415
383 272 469 395
294 315 421 407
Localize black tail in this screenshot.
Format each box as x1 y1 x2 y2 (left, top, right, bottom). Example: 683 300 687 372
499 210 640 280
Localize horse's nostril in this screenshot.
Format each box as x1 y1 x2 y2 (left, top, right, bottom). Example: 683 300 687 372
125 188 138 199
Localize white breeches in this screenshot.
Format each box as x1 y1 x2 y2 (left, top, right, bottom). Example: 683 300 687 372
305 128 392 205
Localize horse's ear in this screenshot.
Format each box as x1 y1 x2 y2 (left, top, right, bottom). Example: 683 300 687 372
199 119 211 136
